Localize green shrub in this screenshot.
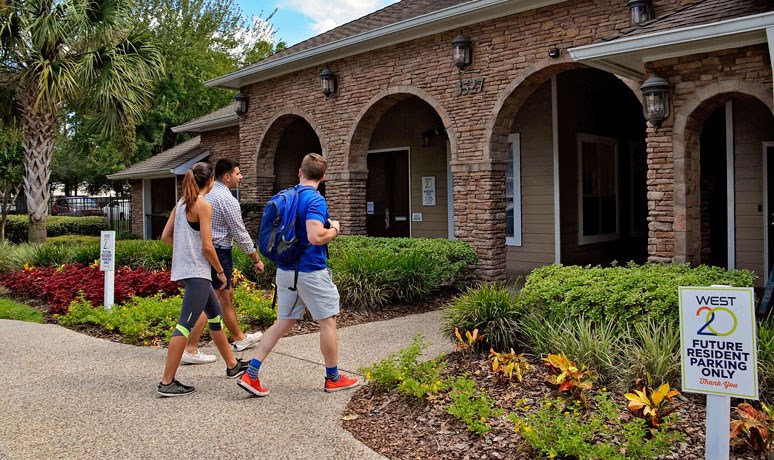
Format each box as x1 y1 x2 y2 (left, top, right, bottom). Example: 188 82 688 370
4 215 108 243
441 283 521 351
59 294 181 344
331 236 477 287
232 284 276 330
619 319 681 392
518 263 754 326
0 242 32 273
757 317 774 404
233 247 274 286
512 391 682 460
23 239 172 269
331 250 394 309
359 334 448 400
0 298 43 323
519 316 623 386
446 375 503 435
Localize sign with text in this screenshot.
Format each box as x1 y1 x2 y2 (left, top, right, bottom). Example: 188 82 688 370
679 286 758 399
100 231 115 272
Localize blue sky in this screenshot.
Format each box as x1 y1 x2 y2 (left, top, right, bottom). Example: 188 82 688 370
236 0 399 47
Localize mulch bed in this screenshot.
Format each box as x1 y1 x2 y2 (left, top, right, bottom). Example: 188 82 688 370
342 352 762 460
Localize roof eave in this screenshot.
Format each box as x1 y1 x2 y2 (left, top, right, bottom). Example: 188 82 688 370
568 12 774 80
206 0 568 90
107 169 176 180
171 114 239 133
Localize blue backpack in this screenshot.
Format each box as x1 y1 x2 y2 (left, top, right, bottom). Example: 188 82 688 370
257 185 315 267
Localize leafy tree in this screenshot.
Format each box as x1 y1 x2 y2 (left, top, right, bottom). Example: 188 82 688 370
0 119 23 241
0 0 164 242
132 0 284 162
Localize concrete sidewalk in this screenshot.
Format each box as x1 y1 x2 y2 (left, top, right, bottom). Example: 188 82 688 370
0 310 453 460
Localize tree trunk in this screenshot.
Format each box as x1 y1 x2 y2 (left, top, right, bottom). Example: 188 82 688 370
0 182 21 242
20 90 58 243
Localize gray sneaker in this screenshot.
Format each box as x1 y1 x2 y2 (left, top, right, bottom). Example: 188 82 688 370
231 331 263 352
226 359 249 379
157 379 196 397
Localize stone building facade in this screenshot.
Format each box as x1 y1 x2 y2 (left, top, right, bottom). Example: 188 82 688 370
117 0 774 284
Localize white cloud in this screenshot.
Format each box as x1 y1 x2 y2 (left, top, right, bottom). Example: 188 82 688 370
279 0 397 34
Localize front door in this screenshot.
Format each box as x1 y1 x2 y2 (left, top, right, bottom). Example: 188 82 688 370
366 150 410 237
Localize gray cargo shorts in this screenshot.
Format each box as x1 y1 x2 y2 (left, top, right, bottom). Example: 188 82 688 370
276 268 340 321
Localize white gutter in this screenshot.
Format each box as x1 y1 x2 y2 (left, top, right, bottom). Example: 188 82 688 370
206 0 568 89
569 12 774 79
768 26 774 101
172 113 238 133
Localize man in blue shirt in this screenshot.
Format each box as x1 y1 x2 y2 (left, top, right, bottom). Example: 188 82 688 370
238 153 359 396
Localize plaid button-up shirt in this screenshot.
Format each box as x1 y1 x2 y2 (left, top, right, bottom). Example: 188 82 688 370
205 181 257 255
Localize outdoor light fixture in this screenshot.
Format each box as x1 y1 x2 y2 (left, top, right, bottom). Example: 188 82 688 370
627 0 653 26
548 47 560 58
452 34 472 70
640 75 670 130
320 67 337 98
234 91 248 116
422 128 445 147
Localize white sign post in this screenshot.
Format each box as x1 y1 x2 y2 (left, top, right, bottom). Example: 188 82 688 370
679 286 758 460
100 231 116 311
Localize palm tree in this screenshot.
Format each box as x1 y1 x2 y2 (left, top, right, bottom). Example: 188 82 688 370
0 0 163 242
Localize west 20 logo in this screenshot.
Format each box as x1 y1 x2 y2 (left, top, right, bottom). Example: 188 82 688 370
695 305 738 337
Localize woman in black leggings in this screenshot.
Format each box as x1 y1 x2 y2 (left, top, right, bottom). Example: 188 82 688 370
157 162 248 397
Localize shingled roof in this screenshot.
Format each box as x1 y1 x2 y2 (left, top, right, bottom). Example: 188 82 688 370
615 0 772 40
172 105 238 134
107 136 209 180
206 0 570 89
260 0 469 67
569 0 773 78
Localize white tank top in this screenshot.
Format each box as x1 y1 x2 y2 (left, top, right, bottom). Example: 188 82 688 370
170 198 212 281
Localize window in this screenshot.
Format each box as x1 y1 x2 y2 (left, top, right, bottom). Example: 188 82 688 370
578 134 618 245
506 133 522 246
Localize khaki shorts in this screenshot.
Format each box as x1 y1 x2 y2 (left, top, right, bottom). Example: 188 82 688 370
276 268 340 321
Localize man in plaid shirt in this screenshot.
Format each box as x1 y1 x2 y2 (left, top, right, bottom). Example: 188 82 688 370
182 159 266 364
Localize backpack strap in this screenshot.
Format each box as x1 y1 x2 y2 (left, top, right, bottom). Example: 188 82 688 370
288 185 316 293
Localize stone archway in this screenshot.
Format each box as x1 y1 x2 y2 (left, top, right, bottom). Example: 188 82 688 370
671 80 774 264
252 108 325 210
333 86 455 236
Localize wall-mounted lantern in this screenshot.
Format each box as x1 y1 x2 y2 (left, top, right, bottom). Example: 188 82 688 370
452 34 472 70
234 91 248 116
627 0 653 26
320 67 337 98
640 75 670 130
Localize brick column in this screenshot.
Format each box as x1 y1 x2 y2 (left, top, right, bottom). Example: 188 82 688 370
451 160 507 281
325 170 367 235
646 126 677 263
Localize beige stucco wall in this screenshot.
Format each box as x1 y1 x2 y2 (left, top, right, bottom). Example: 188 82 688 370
734 98 774 285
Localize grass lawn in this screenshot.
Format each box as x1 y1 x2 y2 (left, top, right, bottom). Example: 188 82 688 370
0 297 43 323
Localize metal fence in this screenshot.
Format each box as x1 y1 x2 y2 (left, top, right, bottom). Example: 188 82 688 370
8 195 132 234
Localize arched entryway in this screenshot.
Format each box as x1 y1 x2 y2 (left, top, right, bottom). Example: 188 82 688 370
489 63 647 278
674 88 774 286
253 111 324 207
348 89 453 239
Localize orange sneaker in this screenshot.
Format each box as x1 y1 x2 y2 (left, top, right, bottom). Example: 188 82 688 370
324 374 360 393
237 373 270 397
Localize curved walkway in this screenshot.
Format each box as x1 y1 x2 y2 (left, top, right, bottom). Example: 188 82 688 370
0 310 452 460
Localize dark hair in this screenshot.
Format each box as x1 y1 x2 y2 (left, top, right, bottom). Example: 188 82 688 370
300 153 327 181
182 162 213 212
215 158 240 179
